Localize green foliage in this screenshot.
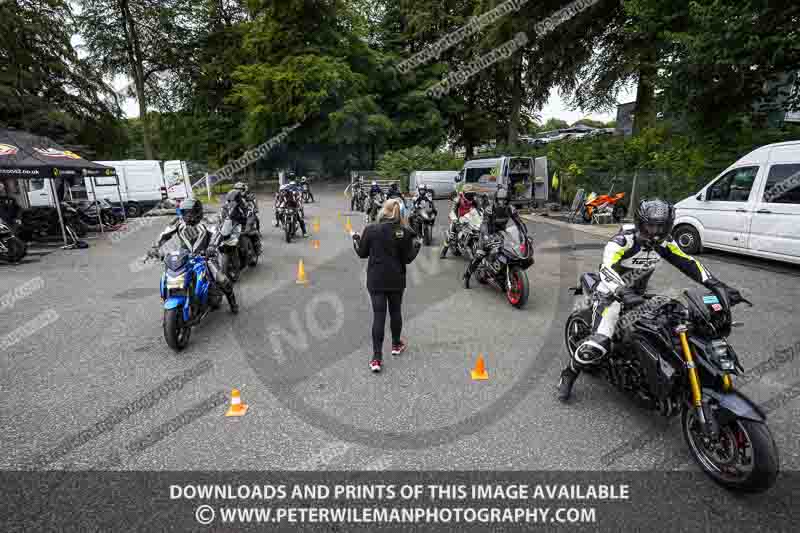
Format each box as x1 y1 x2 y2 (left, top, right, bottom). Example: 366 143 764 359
376 146 464 190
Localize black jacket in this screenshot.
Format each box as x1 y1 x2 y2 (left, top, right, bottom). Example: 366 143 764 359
354 220 419 291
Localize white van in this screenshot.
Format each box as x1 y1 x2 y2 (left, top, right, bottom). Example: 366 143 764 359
673 141 800 264
95 160 165 216
455 156 534 205
408 170 459 198
162 160 193 203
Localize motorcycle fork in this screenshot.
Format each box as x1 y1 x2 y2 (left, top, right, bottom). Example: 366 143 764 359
676 324 713 431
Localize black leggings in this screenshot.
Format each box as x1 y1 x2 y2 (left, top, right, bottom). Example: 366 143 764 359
369 290 404 359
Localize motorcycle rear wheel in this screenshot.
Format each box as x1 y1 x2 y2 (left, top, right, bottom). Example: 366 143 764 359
163 308 191 351
682 407 779 492
505 266 530 308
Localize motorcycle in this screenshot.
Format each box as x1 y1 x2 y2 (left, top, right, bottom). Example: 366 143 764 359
18 205 87 241
68 199 124 228
0 217 27 263
566 277 779 491
278 205 303 243
447 207 482 260
350 184 366 212
581 181 627 223
365 192 385 224
472 219 534 308
242 196 262 266
408 194 437 246
301 181 314 203
156 246 226 351
211 217 243 282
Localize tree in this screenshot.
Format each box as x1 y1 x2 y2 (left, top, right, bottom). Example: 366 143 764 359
0 0 124 153
542 118 569 131
76 0 195 159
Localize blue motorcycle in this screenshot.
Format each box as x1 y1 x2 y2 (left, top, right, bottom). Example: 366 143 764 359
158 247 224 350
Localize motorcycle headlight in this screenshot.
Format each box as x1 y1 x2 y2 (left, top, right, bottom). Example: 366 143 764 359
166 272 186 289
710 340 735 371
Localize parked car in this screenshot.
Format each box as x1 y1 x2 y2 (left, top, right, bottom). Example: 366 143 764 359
408 170 460 199
673 141 800 265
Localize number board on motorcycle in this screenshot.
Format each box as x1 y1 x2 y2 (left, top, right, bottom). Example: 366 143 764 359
703 295 720 304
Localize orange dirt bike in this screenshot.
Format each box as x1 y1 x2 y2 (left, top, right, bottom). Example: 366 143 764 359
582 184 627 223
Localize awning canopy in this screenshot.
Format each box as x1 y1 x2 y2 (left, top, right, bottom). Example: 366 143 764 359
0 128 115 180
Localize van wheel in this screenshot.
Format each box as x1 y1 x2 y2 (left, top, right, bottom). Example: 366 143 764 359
126 203 141 217
674 225 701 254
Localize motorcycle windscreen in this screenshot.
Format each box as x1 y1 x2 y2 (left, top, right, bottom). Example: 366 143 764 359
462 209 482 228
500 223 523 256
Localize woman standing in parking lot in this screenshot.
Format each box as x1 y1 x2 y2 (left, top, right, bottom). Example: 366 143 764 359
352 199 421 372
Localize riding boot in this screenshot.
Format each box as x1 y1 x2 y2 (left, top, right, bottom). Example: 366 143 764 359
225 288 239 314
557 361 581 402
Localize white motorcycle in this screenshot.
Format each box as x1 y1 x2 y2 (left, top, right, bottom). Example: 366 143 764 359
447 207 482 260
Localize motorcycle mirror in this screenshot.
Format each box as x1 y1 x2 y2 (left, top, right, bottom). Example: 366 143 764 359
731 321 744 328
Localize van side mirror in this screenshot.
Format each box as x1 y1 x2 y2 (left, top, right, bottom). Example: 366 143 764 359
455 174 463 182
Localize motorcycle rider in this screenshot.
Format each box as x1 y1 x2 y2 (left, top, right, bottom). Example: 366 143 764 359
148 198 238 313
386 182 403 200
412 183 436 213
277 179 307 237
440 183 481 259
225 186 249 228
233 181 259 229
300 175 314 202
463 185 524 288
556 198 746 402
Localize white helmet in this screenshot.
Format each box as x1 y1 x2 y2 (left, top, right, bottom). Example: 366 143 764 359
372 181 377 186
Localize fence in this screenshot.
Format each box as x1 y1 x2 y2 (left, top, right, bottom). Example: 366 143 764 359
559 169 705 210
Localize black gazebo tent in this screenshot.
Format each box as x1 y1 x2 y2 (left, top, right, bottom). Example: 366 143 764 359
0 128 116 246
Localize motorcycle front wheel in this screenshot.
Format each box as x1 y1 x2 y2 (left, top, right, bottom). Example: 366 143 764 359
163 308 191 351
423 225 432 246
3 237 27 263
505 266 530 308
285 219 294 243
682 406 779 492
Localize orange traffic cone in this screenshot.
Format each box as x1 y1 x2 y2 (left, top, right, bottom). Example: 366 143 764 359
312 217 320 233
312 239 320 250
296 259 308 284
470 354 488 380
345 217 353 234
225 389 248 417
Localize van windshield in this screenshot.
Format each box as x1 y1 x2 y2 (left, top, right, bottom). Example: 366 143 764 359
465 167 498 183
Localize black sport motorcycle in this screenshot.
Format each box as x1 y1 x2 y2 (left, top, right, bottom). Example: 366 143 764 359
242 195 262 266
365 192 385 223
301 181 314 203
67 199 124 228
211 217 243 282
350 184 366 212
0 217 27 263
566 276 778 492
18 205 87 241
278 205 303 243
408 194 437 246
472 219 534 308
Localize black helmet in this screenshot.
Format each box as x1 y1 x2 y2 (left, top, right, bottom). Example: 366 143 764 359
634 198 675 247
181 198 203 225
